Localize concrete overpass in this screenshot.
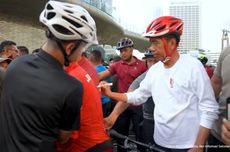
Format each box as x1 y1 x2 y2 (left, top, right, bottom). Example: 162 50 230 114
0 0 149 51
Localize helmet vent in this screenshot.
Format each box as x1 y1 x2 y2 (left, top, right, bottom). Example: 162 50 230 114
170 17 177 21
80 15 88 22
70 26 83 37
52 24 74 35
170 21 177 27
47 12 56 20
156 25 166 32
152 21 161 28
177 24 183 31
62 16 82 28
64 9 73 14
64 5 73 8
46 4 54 10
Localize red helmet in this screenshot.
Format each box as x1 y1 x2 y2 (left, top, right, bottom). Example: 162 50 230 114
143 16 183 39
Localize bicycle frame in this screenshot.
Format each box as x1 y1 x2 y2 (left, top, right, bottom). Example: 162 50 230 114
108 129 165 152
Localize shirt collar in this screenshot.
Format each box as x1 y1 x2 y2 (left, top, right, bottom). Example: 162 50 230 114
37 49 63 69
121 56 139 65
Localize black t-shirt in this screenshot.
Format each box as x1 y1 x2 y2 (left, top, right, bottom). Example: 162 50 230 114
0 50 83 152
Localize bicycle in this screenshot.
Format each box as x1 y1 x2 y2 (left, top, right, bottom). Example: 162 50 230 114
108 129 165 152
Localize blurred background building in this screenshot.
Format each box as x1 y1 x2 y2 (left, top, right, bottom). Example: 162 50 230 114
169 1 201 53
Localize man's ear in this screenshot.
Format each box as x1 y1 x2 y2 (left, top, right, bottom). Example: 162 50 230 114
65 42 76 56
168 38 177 51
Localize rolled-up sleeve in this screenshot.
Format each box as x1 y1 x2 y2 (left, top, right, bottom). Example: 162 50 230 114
193 62 219 129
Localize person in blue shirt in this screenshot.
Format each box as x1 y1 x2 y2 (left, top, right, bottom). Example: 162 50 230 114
89 49 113 117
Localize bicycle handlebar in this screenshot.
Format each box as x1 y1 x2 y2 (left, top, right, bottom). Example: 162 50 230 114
108 129 128 140
108 129 165 152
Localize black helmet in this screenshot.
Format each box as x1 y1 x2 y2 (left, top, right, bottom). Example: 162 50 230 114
143 49 154 59
116 37 134 50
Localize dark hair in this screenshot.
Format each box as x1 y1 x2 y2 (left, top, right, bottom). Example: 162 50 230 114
81 52 88 57
90 50 102 63
165 33 180 44
17 46 29 54
32 48 40 54
0 40 17 53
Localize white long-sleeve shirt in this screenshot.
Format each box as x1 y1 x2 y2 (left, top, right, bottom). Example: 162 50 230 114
126 54 219 149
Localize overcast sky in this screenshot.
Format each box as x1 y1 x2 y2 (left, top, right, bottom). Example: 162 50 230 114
113 0 230 52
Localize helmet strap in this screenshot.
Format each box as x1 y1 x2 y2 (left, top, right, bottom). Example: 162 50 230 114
55 40 70 66
161 37 178 63
46 29 70 66
67 40 85 59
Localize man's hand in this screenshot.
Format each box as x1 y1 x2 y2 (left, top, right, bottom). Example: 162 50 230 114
187 146 203 152
187 126 209 152
58 130 72 144
221 118 230 145
104 102 130 131
98 81 112 96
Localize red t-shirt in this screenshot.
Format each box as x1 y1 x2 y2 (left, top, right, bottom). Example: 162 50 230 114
78 56 100 86
108 57 147 93
57 63 110 152
205 65 214 79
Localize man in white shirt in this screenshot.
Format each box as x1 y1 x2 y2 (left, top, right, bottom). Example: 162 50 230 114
101 16 219 152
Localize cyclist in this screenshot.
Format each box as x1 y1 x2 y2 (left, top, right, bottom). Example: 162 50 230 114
99 38 147 147
101 16 219 152
105 49 158 149
0 1 97 151
54 4 112 151
58 57 112 152
100 37 147 152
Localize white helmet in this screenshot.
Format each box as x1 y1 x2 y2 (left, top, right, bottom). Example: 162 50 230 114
39 1 98 44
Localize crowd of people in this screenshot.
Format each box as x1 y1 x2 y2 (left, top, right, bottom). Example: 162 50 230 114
0 1 230 152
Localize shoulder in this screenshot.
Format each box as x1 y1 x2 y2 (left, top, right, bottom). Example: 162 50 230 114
54 65 83 94
180 54 198 62
62 73 83 94
108 60 122 69
6 54 36 76
67 64 94 86
113 60 123 65
180 55 208 79
148 61 162 73
9 54 33 66
65 64 85 83
78 56 93 69
96 65 107 72
179 54 202 68
134 57 145 65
